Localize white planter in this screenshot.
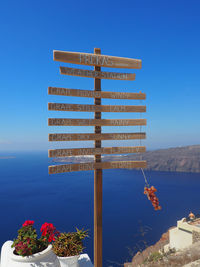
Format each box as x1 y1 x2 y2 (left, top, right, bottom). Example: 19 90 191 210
0 241 60 267
57 255 79 267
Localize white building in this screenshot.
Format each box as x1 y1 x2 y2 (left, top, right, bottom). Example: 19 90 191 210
167 217 200 251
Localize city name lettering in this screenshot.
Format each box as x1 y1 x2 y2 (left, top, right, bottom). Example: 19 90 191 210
48 87 101 98
49 163 95 173
53 50 142 69
60 67 135 80
49 146 146 157
48 133 146 142
49 161 147 174
49 103 126 112
48 118 146 126
79 54 113 66
48 87 146 100
48 103 145 113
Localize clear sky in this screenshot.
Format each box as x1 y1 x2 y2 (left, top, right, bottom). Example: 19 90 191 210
1 0 200 151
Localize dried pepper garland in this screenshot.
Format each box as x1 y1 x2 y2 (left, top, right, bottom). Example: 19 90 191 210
144 186 161 211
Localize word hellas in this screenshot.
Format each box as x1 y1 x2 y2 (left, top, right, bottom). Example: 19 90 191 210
80 53 113 66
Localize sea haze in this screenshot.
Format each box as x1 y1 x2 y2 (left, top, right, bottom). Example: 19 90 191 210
0 151 200 266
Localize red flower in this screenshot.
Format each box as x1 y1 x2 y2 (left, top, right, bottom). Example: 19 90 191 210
41 222 54 235
22 220 34 227
48 233 55 242
40 222 58 243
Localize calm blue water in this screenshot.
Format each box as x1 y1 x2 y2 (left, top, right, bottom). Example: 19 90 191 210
0 151 200 266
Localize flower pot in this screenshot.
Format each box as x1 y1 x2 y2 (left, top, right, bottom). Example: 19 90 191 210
0 241 60 267
57 255 80 267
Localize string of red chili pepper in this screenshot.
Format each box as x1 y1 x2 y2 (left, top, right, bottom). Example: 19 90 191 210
144 186 161 211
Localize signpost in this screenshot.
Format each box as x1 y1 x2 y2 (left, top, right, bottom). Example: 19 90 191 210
48 146 146 157
48 103 146 112
48 87 146 99
48 118 146 126
48 48 146 267
60 66 136 80
49 161 147 174
54 50 142 69
49 132 146 142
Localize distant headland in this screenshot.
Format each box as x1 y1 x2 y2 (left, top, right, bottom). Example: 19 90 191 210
142 145 200 173
53 145 200 173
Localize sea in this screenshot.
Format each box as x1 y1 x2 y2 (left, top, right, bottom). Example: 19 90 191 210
0 151 200 266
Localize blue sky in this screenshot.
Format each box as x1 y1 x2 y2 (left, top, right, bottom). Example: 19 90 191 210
0 0 200 151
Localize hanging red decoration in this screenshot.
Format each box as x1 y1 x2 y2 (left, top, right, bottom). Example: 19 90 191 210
144 186 161 211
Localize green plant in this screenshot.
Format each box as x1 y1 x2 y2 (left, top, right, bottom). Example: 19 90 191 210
53 228 88 257
145 251 163 263
12 220 59 256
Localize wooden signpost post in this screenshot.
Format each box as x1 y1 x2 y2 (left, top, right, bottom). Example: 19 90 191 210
48 48 146 267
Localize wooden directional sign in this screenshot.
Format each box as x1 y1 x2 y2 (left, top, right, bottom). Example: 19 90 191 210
48 87 146 100
49 48 146 267
60 67 135 80
54 50 142 69
48 103 146 113
48 118 146 127
49 161 147 174
49 146 146 157
49 132 146 142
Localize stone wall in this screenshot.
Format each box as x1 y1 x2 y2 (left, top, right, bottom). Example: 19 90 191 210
192 231 200 243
